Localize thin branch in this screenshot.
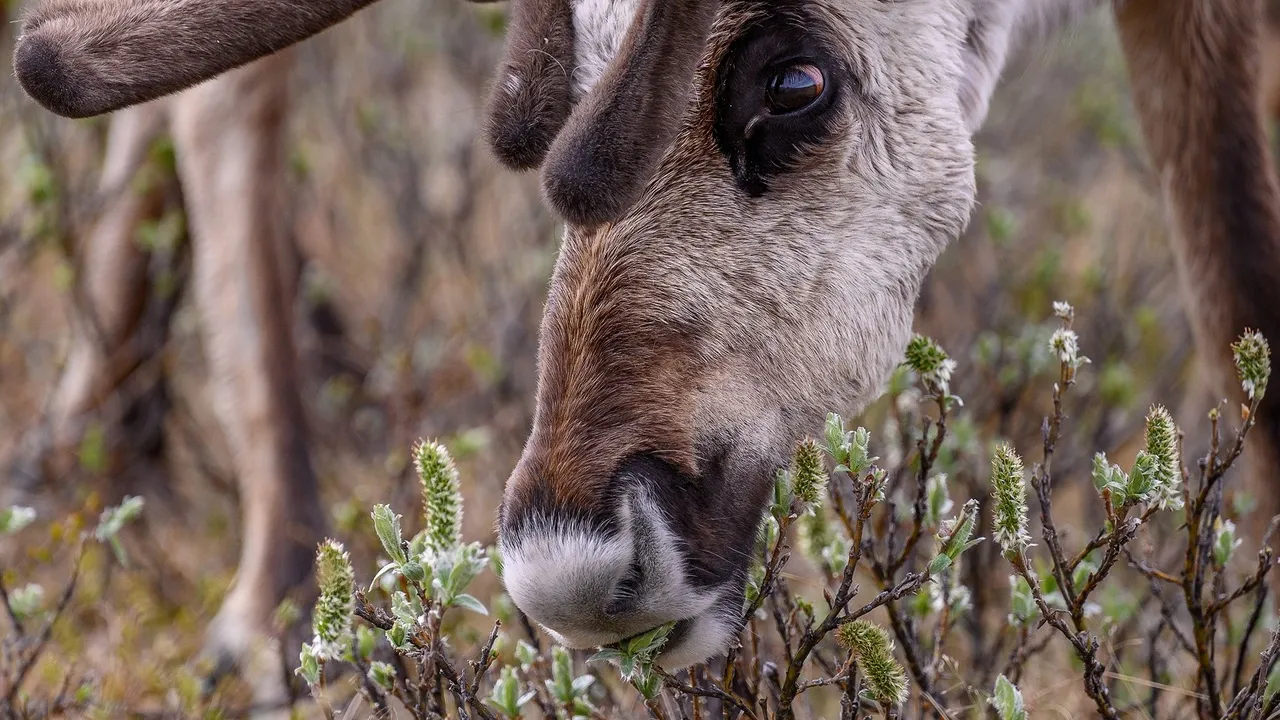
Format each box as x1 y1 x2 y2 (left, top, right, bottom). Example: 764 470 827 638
657 668 758 720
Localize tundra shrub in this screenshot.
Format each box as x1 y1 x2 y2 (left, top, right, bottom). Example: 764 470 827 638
285 301 1275 719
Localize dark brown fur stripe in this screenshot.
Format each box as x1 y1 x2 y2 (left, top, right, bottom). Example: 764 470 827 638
539 0 721 227
12 0 405 118
502 231 704 519
483 0 577 170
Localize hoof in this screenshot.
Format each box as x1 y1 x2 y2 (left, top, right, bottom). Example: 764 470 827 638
6 425 53 493
200 604 301 719
200 539 321 716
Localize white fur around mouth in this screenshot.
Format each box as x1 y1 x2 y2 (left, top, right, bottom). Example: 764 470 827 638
592 605 737 672
653 605 739 670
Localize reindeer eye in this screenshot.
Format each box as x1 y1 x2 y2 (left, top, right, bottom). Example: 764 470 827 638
765 63 825 114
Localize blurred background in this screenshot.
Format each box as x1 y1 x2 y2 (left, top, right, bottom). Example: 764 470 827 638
0 0 1220 714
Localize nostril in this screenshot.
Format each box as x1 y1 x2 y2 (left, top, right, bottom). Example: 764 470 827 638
605 560 645 616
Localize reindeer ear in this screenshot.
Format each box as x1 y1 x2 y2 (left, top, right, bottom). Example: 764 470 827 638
13 0 387 118
955 0 1097 132
954 0 1021 133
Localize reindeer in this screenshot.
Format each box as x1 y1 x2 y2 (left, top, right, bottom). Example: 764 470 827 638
12 0 1280 676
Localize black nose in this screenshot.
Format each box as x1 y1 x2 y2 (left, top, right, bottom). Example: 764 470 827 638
614 450 767 592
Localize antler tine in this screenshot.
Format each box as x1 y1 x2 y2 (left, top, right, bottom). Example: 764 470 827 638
539 0 721 228
482 0 577 170
13 0 390 118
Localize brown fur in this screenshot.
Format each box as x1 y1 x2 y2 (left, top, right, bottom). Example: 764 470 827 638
13 0 385 117
504 220 707 518
538 0 721 226
1116 0 1280 524
483 0 578 169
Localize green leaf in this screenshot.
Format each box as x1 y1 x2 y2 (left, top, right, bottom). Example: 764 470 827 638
109 537 129 567
451 593 489 615
633 669 662 700
372 505 407 565
825 413 851 465
1008 575 1036 627
1073 556 1098 590
77 423 108 475
401 560 427 584
927 554 953 576
622 622 676 656
387 623 410 649
516 640 539 669
487 666 529 718
408 529 428 560
296 644 321 687
356 625 376 661
0 506 36 535
589 648 624 665
368 661 396 690
551 646 575 701
94 496 144 542
925 474 953 528
990 674 1027 720
1213 518 1241 568
391 590 422 627
849 427 879 475
370 560 399 591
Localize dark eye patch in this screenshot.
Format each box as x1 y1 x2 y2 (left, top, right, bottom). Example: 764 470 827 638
713 7 847 196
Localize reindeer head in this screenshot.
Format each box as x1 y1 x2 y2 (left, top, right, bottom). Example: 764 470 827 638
490 0 1020 668
13 0 1028 668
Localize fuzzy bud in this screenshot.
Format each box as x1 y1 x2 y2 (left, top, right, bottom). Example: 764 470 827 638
1091 452 1130 504
1232 330 1271 402
312 539 355 660
991 444 1031 558
1213 518 1242 568
904 334 957 394
837 620 909 705
789 439 828 510
1049 328 1089 370
9 583 44 622
415 440 464 554
1137 405 1182 510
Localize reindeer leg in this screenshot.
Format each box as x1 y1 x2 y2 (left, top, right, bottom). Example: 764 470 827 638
1115 0 1280 530
7 102 170 497
169 50 323 702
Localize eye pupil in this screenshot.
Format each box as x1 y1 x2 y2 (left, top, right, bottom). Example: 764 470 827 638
765 63 825 114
